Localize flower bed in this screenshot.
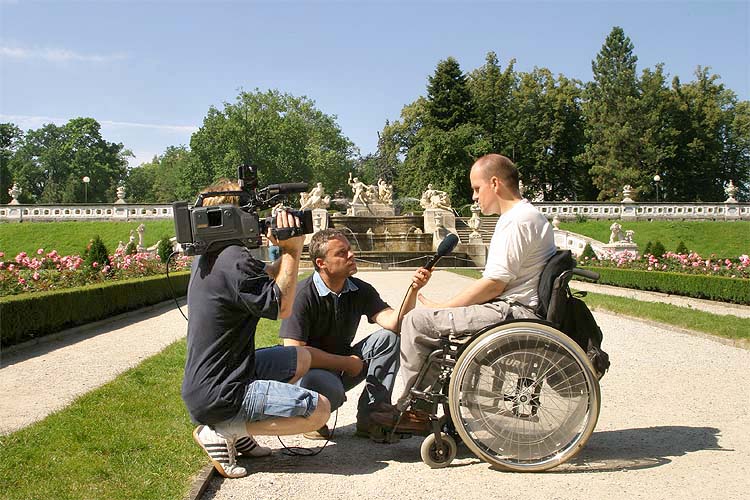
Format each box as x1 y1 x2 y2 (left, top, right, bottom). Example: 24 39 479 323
580 251 750 279
0 248 192 297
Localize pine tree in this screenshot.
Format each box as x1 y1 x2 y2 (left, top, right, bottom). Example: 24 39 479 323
580 27 644 200
425 57 474 131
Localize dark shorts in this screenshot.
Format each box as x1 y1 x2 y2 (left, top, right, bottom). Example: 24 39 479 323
227 346 319 424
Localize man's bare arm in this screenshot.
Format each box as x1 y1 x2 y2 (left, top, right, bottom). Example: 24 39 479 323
282 339 363 376
418 277 506 308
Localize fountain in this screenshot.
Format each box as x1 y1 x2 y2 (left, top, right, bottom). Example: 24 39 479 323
301 180 474 268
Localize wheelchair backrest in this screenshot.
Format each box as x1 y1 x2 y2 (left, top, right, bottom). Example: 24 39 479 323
535 249 576 325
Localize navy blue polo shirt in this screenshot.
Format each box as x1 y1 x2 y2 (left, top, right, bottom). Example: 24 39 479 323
279 272 389 356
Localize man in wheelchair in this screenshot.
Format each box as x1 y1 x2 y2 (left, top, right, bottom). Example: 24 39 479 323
370 153 557 433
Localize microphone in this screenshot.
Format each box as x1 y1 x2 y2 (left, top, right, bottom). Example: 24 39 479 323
263 183 309 195
423 233 459 270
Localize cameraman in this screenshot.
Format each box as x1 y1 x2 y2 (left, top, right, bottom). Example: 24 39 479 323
181 180 343 479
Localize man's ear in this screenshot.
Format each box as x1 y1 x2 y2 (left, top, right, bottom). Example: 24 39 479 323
315 257 326 270
491 176 502 192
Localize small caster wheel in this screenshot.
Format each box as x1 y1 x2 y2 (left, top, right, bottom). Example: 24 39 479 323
420 433 457 468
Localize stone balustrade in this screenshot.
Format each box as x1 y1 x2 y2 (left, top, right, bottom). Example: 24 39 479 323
1 200 749 223
535 201 749 221
0 203 174 222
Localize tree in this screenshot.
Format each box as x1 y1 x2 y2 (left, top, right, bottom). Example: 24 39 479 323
7 118 130 203
425 57 474 131
580 27 644 200
468 51 518 154
188 89 356 198
0 123 23 204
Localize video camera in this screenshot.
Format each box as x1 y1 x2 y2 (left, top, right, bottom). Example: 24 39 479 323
172 164 314 256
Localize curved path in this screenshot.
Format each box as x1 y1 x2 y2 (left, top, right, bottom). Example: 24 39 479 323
205 272 750 500
1 271 748 499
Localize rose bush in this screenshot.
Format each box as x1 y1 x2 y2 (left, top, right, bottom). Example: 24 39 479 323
0 248 192 297
580 251 750 280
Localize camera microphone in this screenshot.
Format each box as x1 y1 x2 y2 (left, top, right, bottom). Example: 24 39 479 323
263 183 309 196
424 233 460 270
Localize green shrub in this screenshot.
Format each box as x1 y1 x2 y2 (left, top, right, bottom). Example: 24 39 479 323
157 236 173 263
84 235 110 270
0 271 190 347
124 240 137 255
676 240 689 254
577 266 750 305
581 243 597 260
643 241 653 256
575 213 588 223
651 240 666 257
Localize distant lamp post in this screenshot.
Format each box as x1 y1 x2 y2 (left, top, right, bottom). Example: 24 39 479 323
653 174 662 203
82 176 90 203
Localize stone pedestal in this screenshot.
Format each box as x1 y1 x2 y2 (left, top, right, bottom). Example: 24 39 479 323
423 208 456 235
305 208 330 244
368 202 395 217
348 202 394 217
601 242 639 258
466 232 487 267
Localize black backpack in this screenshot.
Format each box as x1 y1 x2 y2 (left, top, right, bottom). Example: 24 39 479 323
536 250 611 379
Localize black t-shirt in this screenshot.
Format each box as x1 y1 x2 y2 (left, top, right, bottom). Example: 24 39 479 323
279 274 389 356
181 245 280 425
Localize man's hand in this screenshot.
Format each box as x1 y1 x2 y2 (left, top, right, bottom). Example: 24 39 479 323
270 210 304 257
410 268 432 291
343 355 364 377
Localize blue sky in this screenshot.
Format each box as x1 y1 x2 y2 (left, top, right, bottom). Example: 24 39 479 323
1 0 748 169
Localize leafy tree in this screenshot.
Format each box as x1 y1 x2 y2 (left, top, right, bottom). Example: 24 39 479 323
0 123 23 204
676 240 689 254
157 236 173 263
7 118 130 203
581 243 597 260
643 240 653 256
124 146 195 202
467 51 517 153
188 89 356 198
651 240 666 258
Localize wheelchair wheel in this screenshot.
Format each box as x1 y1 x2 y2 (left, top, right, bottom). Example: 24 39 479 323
420 433 457 469
448 322 600 472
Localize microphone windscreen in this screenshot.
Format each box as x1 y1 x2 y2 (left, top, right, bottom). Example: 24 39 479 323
436 233 459 257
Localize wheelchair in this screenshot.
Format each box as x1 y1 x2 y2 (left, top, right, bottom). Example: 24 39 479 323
373 259 602 472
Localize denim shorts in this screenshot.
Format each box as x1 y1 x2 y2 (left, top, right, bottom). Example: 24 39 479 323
228 346 319 424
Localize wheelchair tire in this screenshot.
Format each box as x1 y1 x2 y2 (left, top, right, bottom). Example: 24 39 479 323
448 322 600 472
420 433 457 469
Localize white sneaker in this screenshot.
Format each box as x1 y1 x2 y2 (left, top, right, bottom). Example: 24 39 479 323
193 425 248 478
235 435 272 457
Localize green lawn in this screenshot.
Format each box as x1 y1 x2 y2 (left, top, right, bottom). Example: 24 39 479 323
557 220 750 257
1 219 748 259
0 319 281 500
449 269 749 342
0 220 177 257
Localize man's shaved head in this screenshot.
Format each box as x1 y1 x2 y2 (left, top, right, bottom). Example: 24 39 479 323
472 154 519 191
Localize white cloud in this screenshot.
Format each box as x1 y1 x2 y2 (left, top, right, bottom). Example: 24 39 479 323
0 114 197 134
0 45 127 63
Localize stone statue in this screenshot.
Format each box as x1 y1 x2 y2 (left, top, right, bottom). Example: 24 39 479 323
551 214 561 230
348 173 371 206
622 184 634 203
725 180 738 203
129 229 136 245
136 223 146 251
609 222 623 244
420 184 452 211
377 178 393 205
8 183 22 205
299 182 331 210
624 229 635 244
468 202 481 235
115 185 127 204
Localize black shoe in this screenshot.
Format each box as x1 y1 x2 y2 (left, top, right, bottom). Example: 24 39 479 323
303 424 331 440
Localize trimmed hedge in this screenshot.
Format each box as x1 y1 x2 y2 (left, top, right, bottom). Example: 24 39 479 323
0 271 190 348
578 266 750 305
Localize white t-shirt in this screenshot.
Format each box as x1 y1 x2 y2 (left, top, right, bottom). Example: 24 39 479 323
482 200 556 307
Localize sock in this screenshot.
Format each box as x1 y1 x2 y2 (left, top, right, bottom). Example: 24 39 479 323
214 420 249 439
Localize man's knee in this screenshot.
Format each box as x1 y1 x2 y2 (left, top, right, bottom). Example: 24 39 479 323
298 369 346 410
309 394 331 428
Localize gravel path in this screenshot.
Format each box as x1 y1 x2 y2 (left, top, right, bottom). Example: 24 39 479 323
1 271 748 499
203 272 750 500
